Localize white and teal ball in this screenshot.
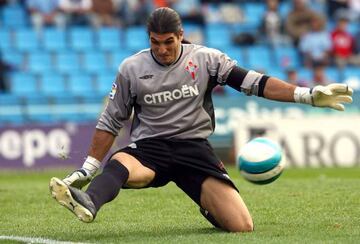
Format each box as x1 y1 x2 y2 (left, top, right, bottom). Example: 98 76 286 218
237 137 285 185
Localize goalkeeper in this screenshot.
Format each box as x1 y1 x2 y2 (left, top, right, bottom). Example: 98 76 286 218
49 7 353 233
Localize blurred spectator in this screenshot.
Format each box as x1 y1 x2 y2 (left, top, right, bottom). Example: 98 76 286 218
259 0 289 47
172 0 205 26
59 0 92 26
329 0 360 22
331 16 360 68
327 0 347 20
218 3 243 24
354 29 360 58
285 0 323 46
0 52 15 93
311 64 334 86
0 0 8 9
347 0 360 21
153 0 175 8
26 0 66 32
286 68 308 87
113 0 153 27
90 0 116 28
299 15 331 68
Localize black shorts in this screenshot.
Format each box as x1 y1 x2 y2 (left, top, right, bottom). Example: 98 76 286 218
111 138 238 206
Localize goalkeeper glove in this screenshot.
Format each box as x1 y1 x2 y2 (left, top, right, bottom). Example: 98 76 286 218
294 83 353 111
63 156 101 189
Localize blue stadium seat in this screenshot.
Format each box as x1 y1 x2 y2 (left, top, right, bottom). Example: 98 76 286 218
97 28 122 51
205 23 232 49
325 67 340 82
297 68 312 81
27 51 54 73
183 23 202 34
69 27 95 51
220 46 245 66
343 67 360 82
125 26 148 51
52 94 86 122
348 22 358 35
0 93 21 105
279 1 291 17
67 73 95 96
0 28 12 50
82 51 110 74
246 46 273 71
43 28 67 51
96 73 115 96
1 50 24 67
14 29 40 52
40 73 67 95
267 69 286 80
24 94 54 123
243 3 266 28
0 94 24 125
55 51 81 74
10 72 38 95
110 50 134 70
1 4 28 28
274 46 300 69
80 95 105 120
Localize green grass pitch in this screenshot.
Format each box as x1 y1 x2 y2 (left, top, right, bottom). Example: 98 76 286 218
0 167 359 243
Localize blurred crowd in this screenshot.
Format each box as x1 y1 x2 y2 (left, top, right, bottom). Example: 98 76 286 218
1 0 360 92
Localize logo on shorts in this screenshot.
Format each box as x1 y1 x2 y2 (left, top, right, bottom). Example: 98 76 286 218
128 143 137 149
222 174 230 180
185 60 198 80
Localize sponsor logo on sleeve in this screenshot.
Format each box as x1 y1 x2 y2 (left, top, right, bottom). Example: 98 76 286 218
109 83 117 100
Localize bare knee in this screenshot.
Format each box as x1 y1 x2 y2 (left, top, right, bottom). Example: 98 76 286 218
224 217 254 233
200 177 254 233
111 152 155 188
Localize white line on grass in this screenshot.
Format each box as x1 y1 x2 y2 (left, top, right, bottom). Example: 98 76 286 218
0 235 90 244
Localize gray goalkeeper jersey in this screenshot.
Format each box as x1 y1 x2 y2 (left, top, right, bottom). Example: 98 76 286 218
96 44 238 141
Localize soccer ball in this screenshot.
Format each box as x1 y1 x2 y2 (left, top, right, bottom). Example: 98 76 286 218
237 137 285 185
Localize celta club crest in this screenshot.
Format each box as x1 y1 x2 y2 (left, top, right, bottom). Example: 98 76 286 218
185 60 198 80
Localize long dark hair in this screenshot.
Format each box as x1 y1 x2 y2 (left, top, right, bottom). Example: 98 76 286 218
147 7 182 35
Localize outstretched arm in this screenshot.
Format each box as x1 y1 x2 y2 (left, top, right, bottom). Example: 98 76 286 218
263 76 353 111
262 77 296 102
225 66 353 111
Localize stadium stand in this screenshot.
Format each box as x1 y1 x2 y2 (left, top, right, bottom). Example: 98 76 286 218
24 94 53 123
0 0 359 126
82 51 110 74
10 72 38 95
14 28 40 52
55 51 81 74
1 50 24 67
69 27 96 52
43 28 68 51
0 94 24 125
27 51 54 73
96 27 123 51
1 3 28 28
40 73 67 96
124 26 148 51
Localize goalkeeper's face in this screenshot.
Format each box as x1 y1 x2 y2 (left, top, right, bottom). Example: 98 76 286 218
150 31 183 65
